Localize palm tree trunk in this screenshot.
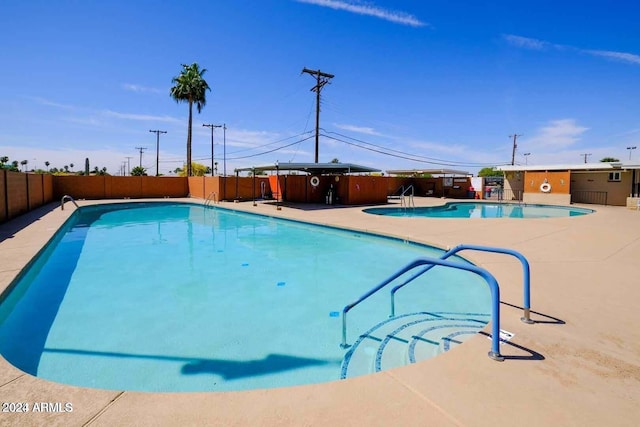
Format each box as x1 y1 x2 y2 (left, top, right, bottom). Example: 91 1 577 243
187 99 193 176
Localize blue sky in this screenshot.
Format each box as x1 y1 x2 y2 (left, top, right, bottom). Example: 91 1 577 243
1 1 639 175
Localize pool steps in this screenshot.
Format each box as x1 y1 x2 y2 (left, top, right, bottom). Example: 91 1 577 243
341 312 487 379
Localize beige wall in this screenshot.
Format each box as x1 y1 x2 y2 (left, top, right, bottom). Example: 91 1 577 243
570 171 631 206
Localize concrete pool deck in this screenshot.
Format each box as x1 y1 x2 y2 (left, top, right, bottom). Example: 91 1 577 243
1 198 639 426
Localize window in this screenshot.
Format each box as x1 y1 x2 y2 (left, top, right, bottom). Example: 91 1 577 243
608 171 621 182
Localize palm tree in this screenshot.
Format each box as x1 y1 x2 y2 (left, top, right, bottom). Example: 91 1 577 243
20 159 28 171
170 63 211 177
69 163 74 171
45 161 50 171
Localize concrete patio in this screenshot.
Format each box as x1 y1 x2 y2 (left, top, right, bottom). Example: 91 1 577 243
1 198 639 426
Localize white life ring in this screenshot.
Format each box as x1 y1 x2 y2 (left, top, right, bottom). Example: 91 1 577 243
310 176 320 187
540 182 552 193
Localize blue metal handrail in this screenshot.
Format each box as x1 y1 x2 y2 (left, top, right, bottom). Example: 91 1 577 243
390 244 533 324
341 257 505 361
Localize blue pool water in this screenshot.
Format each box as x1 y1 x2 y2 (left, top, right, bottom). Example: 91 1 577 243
364 202 594 218
0 202 490 392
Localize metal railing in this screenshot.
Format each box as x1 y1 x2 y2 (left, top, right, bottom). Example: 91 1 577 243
400 185 415 208
204 192 218 206
340 256 505 361
571 190 608 206
60 195 79 210
390 244 533 324
500 189 523 202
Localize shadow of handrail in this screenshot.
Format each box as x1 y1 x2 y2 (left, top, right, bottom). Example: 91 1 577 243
478 332 545 361
500 301 565 325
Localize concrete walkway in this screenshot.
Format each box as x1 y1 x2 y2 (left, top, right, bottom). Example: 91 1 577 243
1 198 639 426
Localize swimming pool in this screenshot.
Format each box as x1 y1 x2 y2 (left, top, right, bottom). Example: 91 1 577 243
0 202 490 392
364 202 594 218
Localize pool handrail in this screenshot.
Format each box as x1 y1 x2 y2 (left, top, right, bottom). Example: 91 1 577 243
400 185 415 208
341 256 505 362
390 244 533 324
204 192 218 206
60 195 79 210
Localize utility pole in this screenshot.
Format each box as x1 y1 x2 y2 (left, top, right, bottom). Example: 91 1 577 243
203 124 222 176
580 153 592 163
149 130 167 176
223 123 227 177
302 67 334 163
125 156 133 176
509 133 522 165
135 147 147 168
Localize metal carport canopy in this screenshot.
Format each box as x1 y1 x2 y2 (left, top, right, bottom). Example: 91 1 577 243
386 168 471 176
234 162 381 174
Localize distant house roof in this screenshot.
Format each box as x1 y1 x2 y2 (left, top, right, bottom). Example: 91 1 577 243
234 162 380 174
497 162 640 172
386 168 471 176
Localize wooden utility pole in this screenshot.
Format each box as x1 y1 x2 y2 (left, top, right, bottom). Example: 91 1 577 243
509 133 522 165
202 124 222 176
149 130 167 176
302 67 334 163
135 147 147 168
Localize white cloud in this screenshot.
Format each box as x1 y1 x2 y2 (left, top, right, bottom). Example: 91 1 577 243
522 119 589 150
295 0 427 27
504 34 640 66
334 123 383 136
28 96 77 110
502 34 549 50
101 110 181 124
584 49 640 65
122 83 163 94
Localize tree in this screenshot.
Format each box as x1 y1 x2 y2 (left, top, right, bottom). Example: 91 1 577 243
20 159 28 171
177 162 209 177
69 163 74 171
170 63 211 177
478 167 503 177
600 157 619 162
0 156 8 167
130 166 147 176
45 161 50 171
330 158 340 163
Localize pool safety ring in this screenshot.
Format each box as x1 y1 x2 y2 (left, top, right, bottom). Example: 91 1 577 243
310 176 320 187
540 182 552 193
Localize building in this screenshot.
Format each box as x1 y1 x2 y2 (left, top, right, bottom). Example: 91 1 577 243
498 162 640 207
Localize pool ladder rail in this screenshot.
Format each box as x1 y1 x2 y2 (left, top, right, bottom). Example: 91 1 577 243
340 244 534 362
400 185 415 208
204 192 218 206
60 195 79 210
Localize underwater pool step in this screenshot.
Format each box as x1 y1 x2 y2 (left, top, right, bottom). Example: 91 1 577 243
341 312 487 380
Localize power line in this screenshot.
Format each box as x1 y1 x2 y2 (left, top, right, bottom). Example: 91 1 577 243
580 153 592 163
321 133 508 167
302 67 334 163
226 135 315 160
322 130 503 167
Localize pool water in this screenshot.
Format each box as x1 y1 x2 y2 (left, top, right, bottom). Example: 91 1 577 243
0 202 490 392
364 202 594 218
